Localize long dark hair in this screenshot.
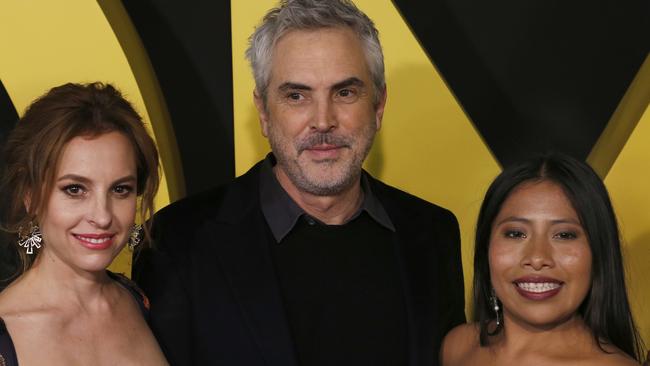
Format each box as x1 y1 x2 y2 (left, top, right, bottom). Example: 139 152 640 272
472 153 644 362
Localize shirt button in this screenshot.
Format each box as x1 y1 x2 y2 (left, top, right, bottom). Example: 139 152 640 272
306 217 316 225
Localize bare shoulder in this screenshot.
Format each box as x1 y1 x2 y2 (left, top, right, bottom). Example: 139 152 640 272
579 345 641 366
0 277 55 325
588 353 640 366
0 280 26 317
440 323 481 366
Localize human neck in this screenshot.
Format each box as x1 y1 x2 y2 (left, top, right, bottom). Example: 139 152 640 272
20 251 114 312
495 314 596 360
274 166 364 225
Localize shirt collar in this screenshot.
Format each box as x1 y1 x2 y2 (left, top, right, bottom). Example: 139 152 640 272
259 154 395 243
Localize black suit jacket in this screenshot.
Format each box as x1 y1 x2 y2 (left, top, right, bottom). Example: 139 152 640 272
133 160 465 366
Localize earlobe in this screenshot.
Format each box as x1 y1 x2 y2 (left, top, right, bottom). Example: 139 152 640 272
23 193 32 214
253 91 270 137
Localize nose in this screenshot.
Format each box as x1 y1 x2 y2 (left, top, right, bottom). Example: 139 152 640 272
310 96 337 132
521 236 554 270
87 194 113 228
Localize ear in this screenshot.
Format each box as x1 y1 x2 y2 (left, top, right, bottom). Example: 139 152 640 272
23 192 32 213
374 85 387 131
253 90 270 137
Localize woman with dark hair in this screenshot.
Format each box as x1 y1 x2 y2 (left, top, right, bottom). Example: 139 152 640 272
441 153 645 365
0 83 168 365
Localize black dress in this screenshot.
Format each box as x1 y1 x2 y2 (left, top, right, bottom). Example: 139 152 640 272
0 272 149 366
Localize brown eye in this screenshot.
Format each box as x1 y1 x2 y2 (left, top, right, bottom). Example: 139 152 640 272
63 184 85 197
113 184 134 197
505 230 526 239
286 92 304 101
335 88 359 103
554 231 577 240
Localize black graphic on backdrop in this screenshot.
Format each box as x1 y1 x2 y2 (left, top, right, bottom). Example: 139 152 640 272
393 0 649 167
123 0 235 196
0 79 19 287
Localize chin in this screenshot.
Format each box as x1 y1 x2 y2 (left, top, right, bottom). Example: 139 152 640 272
75 251 123 273
305 164 357 183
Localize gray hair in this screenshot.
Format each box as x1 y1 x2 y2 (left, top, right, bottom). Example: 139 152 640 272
245 0 385 106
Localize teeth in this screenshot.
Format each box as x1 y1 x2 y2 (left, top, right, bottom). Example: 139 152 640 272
76 236 110 244
517 282 561 293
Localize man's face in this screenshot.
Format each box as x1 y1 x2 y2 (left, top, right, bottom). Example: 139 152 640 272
255 27 386 196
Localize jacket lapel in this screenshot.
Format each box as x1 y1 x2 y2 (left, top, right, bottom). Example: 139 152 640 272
371 176 439 366
207 164 298 366
392 222 436 366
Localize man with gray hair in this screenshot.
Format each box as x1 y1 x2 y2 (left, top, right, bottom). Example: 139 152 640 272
134 1 465 365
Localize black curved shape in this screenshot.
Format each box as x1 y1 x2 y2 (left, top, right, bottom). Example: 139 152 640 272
123 0 235 197
0 79 19 287
393 0 649 167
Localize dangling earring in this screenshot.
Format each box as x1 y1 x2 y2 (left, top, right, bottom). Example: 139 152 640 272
18 223 43 255
490 288 502 332
492 291 501 327
128 224 144 250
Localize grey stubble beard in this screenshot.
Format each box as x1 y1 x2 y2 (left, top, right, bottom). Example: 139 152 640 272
268 124 376 196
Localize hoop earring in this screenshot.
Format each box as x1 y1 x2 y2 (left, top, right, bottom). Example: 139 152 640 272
18 223 43 255
128 224 143 250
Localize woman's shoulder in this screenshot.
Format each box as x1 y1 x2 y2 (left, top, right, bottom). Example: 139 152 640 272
440 323 482 366
0 278 31 317
107 271 150 313
586 346 643 366
579 352 640 366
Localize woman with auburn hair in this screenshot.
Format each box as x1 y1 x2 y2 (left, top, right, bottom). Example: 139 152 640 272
441 153 645 365
0 83 167 365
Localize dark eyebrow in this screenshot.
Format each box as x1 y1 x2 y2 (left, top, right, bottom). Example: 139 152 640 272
278 82 311 92
331 77 365 90
550 218 582 225
495 216 530 226
57 174 92 185
495 216 582 226
277 77 366 93
57 174 136 185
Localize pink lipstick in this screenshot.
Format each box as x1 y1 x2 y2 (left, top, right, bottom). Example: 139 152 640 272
73 233 115 250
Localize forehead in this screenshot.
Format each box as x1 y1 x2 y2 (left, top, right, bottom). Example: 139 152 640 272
497 180 579 219
56 131 136 176
269 27 371 86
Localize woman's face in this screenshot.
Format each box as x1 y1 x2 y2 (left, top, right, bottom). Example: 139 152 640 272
38 131 138 273
489 180 592 330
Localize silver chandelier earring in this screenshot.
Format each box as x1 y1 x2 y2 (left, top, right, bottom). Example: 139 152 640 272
128 224 144 250
18 223 43 255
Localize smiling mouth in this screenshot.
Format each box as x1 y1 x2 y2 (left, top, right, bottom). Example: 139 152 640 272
74 235 112 244
512 277 564 300
515 282 562 293
305 144 346 152
73 234 116 250
310 144 338 149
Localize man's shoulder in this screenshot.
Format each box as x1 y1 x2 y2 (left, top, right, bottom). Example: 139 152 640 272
153 161 263 229
367 174 455 221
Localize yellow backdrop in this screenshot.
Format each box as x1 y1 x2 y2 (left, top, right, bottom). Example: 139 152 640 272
1 0 647 347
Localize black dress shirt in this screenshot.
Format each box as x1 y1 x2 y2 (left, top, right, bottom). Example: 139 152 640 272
260 154 408 366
